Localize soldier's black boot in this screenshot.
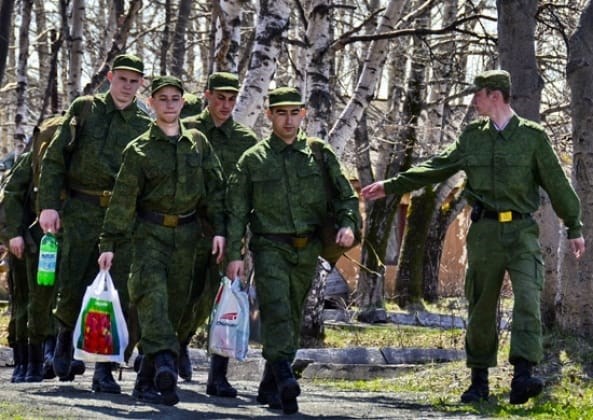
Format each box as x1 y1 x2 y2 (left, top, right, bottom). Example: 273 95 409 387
25 342 44 382
154 351 179 406
460 368 489 403
133 354 143 373
509 358 544 404
11 341 28 383
271 360 301 415
92 362 121 394
178 340 192 381
256 361 281 409
206 354 237 398
53 326 73 378
42 336 56 379
132 355 162 404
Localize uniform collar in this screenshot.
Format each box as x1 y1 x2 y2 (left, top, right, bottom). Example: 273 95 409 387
148 121 195 146
488 114 520 139
269 129 308 154
105 92 139 121
198 108 234 138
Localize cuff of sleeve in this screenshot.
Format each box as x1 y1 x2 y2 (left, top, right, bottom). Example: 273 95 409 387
567 227 582 240
99 240 114 253
383 178 400 195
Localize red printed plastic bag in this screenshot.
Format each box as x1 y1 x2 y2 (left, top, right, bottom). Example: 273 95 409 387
208 277 249 361
73 270 128 363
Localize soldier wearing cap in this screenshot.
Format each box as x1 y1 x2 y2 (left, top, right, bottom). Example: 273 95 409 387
225 86 360 414
98 75 225 405
362 69 585 405
178 72 257 396
38 53 151 391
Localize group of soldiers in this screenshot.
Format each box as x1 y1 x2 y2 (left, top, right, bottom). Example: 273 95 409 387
1 53 360 415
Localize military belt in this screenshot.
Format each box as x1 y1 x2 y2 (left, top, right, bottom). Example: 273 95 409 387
259 232 315 249
481 210 531 223
138 209 197 228
70 188 112 208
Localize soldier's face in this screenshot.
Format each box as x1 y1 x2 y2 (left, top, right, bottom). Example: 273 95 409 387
267 106 306 144
149 86 184 125
205 90 237 126
108 69 143 109
472 88 495 117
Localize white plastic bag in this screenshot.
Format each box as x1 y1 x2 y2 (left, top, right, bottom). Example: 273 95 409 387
72 270 129 363
208 276 250 361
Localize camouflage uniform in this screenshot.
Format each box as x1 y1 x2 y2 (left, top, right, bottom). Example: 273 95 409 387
39 93 151 331
382 115 582 367
179 108 257 343
226 129 359 363
99 121 225 358
3 152 54 344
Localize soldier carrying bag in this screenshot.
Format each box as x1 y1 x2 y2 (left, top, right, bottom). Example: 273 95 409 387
307 137 360 266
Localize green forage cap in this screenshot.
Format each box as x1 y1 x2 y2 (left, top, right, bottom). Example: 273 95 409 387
268 87 304 108
207 72 240 92
151 75 184 95
469 70 511 94
112 54 144 74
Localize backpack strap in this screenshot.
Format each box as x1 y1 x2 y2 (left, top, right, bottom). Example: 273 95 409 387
67 95 94 151
306 137 334 201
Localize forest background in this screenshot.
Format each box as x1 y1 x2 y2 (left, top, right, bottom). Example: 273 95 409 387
0 0 593 345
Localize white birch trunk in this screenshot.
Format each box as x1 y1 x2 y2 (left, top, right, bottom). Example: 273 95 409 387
15 0 33 146
328 0 407 159
68 0 84 101
233 0 290 127
214 0 243 72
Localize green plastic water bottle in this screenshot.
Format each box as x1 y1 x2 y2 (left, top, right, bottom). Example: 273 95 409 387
37 233 58 286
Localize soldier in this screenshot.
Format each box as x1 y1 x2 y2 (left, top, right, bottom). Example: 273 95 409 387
361 70 585 405
98 75 226 406
3 150 56 382
225 87 360 414
179 71 257 396
38 54 151 393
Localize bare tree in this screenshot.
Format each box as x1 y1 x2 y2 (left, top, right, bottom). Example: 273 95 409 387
14 0 33 146
559 0 593 336
68 0 85 101
213 0 244 72
0 0 16 87
171 0 192 77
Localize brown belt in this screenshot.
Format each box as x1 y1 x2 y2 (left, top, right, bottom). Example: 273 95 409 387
70 188 112 208
138 209 197 228
259 233 315 249
481 210 531 223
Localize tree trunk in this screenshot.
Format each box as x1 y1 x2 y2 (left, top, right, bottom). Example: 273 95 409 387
233 0 291 127
68 0 84 101
171 0 192 78
559 0 593 336
0 0 15 87
213 0 243 72
160 0 172 75
299 259 332 348
14 0 33 146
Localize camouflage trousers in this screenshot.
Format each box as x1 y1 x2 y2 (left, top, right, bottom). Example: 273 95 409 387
250 235 321 363
464 217 544 368
128 220 199 357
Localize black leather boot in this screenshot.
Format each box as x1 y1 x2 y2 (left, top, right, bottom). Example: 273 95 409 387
11 341 28 383
154 351 179 406
256 361 281 409
53 326 73 378
509 358 544 404
59 359 86 382
42 336 56 379
132 355 162 404
206 354 237 398
92 362 121 393
178 340 192 381
460 368 489 403
25 342 44 382
271 360 301 415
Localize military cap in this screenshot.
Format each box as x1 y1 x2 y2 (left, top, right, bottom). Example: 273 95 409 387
151 75 184 95
268 87 305 108
207 72 240 92
468 70 511 94
112 54 144 74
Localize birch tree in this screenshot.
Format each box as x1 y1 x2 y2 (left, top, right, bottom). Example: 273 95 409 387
68 0 84 101
559 0 593 336
0 0 15 87
213 0 244 72
14 0 33 148
233 0 291 127
171 0 192 77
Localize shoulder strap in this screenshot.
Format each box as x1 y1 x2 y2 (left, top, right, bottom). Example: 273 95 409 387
67 95 94 151
306 137 334 200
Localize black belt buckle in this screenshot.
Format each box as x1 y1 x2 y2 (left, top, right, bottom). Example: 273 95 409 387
292 236 309 249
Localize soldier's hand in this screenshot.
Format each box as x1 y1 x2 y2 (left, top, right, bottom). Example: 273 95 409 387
226 260 244 280
569 236 585 259
98 252 114 271
336 227 355 248
39 209 61 234
361 181 386 201
212 235 226 264
9 236 25 259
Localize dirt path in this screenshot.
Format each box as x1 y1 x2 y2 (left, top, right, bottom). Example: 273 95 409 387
0 361 490 419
